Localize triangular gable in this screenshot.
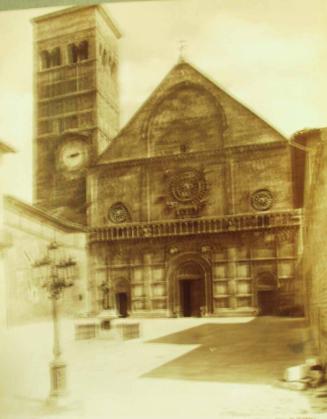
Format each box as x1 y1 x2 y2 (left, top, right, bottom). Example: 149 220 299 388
98 61 287 165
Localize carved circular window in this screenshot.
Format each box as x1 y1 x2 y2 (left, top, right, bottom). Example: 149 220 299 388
109 203 129 223
251 189 273 211
170 169 206 203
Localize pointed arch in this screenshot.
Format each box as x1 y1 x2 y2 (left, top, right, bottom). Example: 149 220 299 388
143 81 227 157
166 251 213 316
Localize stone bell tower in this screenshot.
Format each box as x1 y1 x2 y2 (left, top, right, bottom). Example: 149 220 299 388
32 5 121 224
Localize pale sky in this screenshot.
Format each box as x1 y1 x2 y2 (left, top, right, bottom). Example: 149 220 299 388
0 0 327 202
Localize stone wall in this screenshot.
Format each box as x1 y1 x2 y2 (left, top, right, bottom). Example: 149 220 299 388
91 62 294 228
89 228 300 317
88 60 302 318
3 196 88 325
91 143 294 227
98 62 287 166
300 128 327 361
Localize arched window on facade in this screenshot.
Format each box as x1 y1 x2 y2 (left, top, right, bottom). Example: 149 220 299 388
68 41 89 64
50 47 61 67
68 44 79 64
40 50 51 69
79 41 89 61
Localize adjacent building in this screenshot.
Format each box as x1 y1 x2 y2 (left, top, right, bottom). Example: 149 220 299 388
293 128 327 362
3 195 88 324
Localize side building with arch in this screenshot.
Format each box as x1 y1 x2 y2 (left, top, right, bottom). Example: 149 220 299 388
87 61 303 318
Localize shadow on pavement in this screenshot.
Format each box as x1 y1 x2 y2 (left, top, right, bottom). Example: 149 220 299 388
142 317 307 385
143 317 327 413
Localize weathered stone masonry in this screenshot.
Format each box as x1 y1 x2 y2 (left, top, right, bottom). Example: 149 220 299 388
87 61 303 318
295 128 327 362
31 5 304 319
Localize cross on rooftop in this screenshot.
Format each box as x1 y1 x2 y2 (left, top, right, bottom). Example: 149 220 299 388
178 39 187 62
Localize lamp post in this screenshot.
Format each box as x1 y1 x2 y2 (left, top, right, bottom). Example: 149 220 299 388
32 241 76 406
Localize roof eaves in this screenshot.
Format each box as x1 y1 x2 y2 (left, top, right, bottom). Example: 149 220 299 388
4 194 87 233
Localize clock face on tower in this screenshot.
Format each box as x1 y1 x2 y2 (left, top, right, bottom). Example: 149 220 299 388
57 138 89 176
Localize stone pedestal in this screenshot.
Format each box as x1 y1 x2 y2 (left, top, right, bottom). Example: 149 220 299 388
47 359 69 407
97 309 118 338
47 361 80 411
50 360 67 395
74 318 99 340
98 309 118 321
114 320 140 340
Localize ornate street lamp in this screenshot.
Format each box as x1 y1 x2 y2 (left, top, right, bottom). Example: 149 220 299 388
31 241 77 406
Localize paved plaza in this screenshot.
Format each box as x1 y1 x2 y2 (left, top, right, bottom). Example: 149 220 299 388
0 316 327 419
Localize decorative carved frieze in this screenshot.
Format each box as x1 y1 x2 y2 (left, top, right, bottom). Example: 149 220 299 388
89 209 301 243
93 141 288 170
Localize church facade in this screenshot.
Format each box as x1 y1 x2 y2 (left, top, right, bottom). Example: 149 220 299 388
32 5 303 318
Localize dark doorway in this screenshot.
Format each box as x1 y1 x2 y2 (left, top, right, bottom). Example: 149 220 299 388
180 279 205 317
116 292 128 317
257 291 276 315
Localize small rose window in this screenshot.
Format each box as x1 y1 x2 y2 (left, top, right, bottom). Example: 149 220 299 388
251 189 273 211
108 203 130 223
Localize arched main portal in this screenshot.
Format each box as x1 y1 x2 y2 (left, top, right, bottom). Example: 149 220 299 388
178 262 205 317
167 253 213 317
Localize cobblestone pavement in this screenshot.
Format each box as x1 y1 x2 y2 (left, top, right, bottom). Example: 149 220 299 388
0 316 326 419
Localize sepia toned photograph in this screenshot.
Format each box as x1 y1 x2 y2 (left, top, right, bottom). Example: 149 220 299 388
1 0 327 417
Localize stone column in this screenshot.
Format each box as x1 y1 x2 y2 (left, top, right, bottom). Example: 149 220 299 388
166 262 173 317
143 253 152 312
107 268 117 314
227 247 237 309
